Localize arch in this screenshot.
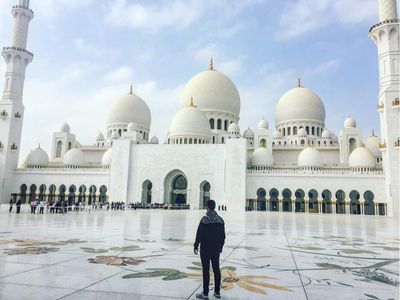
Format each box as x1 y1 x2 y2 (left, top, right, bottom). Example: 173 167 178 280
308 189 318 213
349 138 357 155
350 190 361 214
287 127 291 135
295 189 305 212
282 188 292 212
269 188 279 211
200 181 211 209
164 170 188 205
312 126 315 135
28 184 37 202
99 185 107 204
260 138 266 148
59 184 66 201
217 119 222 130
39 184 46 201
141 180 152 204
68 141 72 150
78 185 86 204
293 126 297 135
224 120 228 131
364 190 375 215
257 188 266 211
68 185 76 206
56 140 62 158
88 185 97 205
306 126 310 135
221 137 225 143
335 189 346 214
321 189 332 213
209 119 215 129
20 184 27 203
282 128 286 136
48 184 56 204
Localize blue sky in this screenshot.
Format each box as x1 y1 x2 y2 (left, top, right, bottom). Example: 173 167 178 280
0 0 390 156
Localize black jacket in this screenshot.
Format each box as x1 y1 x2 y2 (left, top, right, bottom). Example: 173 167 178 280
194 210 225 254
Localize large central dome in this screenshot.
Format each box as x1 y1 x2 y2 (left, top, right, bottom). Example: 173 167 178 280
275 80 325 125
180 61 240 117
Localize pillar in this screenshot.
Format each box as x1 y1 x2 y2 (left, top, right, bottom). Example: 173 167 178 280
278 197 282 212
332 201 337 214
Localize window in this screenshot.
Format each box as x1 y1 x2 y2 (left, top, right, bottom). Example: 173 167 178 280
287 127 291 135
56 141 62 158
217 119 222 130
293 127 297 135
224 120 228 131
209 119 215 129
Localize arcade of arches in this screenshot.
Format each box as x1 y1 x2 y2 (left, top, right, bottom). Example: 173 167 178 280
247 188 386 215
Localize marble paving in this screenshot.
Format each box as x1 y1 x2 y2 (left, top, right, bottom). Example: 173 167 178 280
0 205 398 300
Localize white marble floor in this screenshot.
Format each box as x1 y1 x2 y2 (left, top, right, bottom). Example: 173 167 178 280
0 205 398 300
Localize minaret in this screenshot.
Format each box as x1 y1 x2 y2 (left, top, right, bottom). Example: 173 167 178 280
0 0 34 201
369 0 399 217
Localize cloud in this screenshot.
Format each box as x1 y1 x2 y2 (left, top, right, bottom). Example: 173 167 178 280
103 66 133 83
278 0 377 39
306 58 341 75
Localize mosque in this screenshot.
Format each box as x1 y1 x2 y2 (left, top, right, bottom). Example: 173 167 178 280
0 0 399 216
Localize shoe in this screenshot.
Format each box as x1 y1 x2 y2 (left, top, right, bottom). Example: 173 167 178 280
195 292 209 299
214 292 221 299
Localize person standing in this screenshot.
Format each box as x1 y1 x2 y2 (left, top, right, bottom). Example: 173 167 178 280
16 198 21 214
194 200 225 299
9 198 14 213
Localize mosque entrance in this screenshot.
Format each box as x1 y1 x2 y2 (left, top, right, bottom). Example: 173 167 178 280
142 180 152 204
200 181 211 209
164 170 188 205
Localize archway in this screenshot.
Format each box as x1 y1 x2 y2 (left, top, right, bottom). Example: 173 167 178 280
68 185 76 206
295 189 305 212
49 184 56 204
349 138 357 155
364 190 375 215
321 189 332 213
308 189 318 213
282 189 292 212
350 190 361 214
88 185 96 205
164 170 188 205
20 184 27 204
59 185 66 202
78 185 86 204
29 184 37 202
269 188 279 211
335 190 346 214
257 188 266 211
200 181 211 209
39 184 46 201
99 185 107 204
141 180 153 204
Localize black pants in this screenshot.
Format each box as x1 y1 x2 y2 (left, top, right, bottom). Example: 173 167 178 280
9 206 13 212
200 251 221 295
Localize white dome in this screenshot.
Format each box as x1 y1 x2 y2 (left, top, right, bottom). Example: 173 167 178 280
243 128 254 138
63 148 85 167
275 85 325 125
321 129 332 138
111 131 119 140
273 130 283 139
60 122 70 133
364 133 380 157
180 67 240 117
107 90 151 129
298 147 322 167
349 147 376 168
344 116 356 128
297 128 307 137
102 148 112 166
169 103 211 140
26 146 49 167
228 122 240 133
251 147 274 167
150 136 159 144
96 132 105 141
127 122 138 132
258 118 269 129
18 154 28 168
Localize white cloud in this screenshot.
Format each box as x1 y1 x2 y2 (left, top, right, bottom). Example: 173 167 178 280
103 66 133 83
306 58 341 75
278 0 377 39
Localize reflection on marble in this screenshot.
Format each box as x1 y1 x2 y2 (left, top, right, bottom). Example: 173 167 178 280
0 205 398 299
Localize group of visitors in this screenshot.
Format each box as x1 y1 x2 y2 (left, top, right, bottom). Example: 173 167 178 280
110 201 125 210
8 198 22 214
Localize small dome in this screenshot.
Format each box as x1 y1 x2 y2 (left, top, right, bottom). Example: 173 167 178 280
321 129 332 138
258 118 269 129
150 136 159 144
349 146 375 168
60 122 70 133
364 132 380 157
26 146 49 167
63 148 85 167
297 128 307 137
228 122 240 134
127 122 138 132
344 116 356 128
111 131 119 140
251 147 274 167
169 101 211 140
96 132 105 141
107 89 151 129
18 154 28 168
298 147 322 167
102 148 112 166
180 62 240 117
275 82 325 125
243 128 254 138
273 130 283 139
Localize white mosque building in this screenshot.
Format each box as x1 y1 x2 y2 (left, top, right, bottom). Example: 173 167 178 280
0 0 399 216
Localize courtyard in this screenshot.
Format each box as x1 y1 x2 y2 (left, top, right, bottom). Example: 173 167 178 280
0 206 398 300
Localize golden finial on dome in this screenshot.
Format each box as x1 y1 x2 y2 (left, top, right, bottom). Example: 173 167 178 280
297 77 302 87
208 57 214 71
129 84 133 94
188 96 195 107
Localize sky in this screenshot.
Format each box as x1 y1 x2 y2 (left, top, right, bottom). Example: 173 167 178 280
0 0 391 157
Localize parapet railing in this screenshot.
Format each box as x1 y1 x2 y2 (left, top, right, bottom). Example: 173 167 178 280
3 46 33 57
369 19 400 33
247 166 384 176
